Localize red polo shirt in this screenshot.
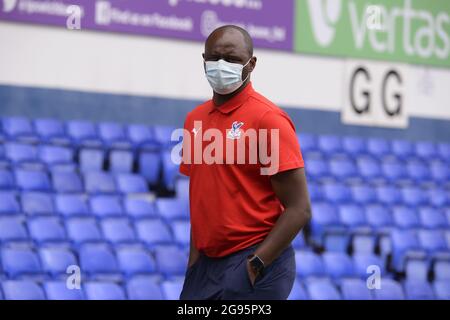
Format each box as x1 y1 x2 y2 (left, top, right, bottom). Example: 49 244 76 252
180 82 304 257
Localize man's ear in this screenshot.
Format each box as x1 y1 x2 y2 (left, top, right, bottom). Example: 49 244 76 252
250 56 257 72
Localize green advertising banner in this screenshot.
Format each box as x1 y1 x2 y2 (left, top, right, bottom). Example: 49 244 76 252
295 0 450 67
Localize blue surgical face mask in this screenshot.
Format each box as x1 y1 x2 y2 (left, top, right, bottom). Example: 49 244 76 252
204 58 251 95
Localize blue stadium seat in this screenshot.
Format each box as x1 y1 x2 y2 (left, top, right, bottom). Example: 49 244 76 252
430 161 449 183
135 219 172 245
391 139 414 159
427 188 448 207
367 138 390 157
101 218 136 244
403 281 435 300
437 143 450 161
0 169 14 189
2 281 45 300
2 117 36 143
376 185 401 205
306 181 323 202
373 279 404 300
309 202 343 245
0 192 20 214
0 216 28 243
138 151 161 185
365 205 393 230
342 136 366 156
38 145 73 168
34 118 68 145
84 172 116 194
21 192 54 215
90 195 123 217
175 178 189 202
357 156 381 180
39 247 77 275
65 217 102 243
15 169 51 191
405 259 429 282
98 122 131 149
155 198 188 220
305 157 328 179
297 133 316 153
292 231 307 249
434 261 450 281
390 229 426 272
322 252 354 279
161 279 184 300
154 245 187 276
79 148 104 172
172 220 190 246
127 124 155 147
406 160 431 181
109 150 133 173
55 194 89 217
1 248 42 277
338 204 367 229
85 282 126 300
28 216 66 243
392 207 420 229
401 186 427 207
381 158 407 182
51 171 83 193
161 150 179 190
352 254 385 279
419 207 447 229
153 125 177 147
340 279 372 300
4 142 38 164
44 281 85 300
323 182 351 203
288 279 309 300
306 279 341 300
66 120 101 147
350 184 376 205
124 198 157 219
418 229 449 258
116 247 156 276
116 173 148 194
79 244 119 275
126 276 163 300
328 157 357 179
415 141 436 159
433 280 450 300
318 135 342 154
295 251 325 278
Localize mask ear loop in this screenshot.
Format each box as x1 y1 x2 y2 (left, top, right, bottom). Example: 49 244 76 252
241 58 252 82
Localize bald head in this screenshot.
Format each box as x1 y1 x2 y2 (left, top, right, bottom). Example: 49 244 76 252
204 25 254 60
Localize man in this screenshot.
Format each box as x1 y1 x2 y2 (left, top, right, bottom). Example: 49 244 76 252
179 25 311 300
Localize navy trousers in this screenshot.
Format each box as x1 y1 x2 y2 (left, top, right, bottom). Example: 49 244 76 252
179 244 296 300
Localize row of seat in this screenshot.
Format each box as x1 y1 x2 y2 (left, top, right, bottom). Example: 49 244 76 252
0 192 188 219
0 117 178 148
309 182 449 206
0 216 189 247
298 133 450 160
305 155 449 184
0 278 182 300
0 244 188 279
289 278 450 300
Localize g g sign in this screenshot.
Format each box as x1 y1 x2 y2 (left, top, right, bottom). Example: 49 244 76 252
342 60 409 128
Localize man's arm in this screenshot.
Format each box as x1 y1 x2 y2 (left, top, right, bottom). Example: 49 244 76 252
248 167 311 282
187 228 200 268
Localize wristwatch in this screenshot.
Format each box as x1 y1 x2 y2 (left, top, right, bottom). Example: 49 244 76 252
247 254 265 274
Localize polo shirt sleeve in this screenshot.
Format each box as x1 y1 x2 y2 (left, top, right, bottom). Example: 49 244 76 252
179 118 191 177
258 110 304 176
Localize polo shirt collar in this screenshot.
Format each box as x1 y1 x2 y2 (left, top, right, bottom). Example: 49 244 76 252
208 82 254 115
